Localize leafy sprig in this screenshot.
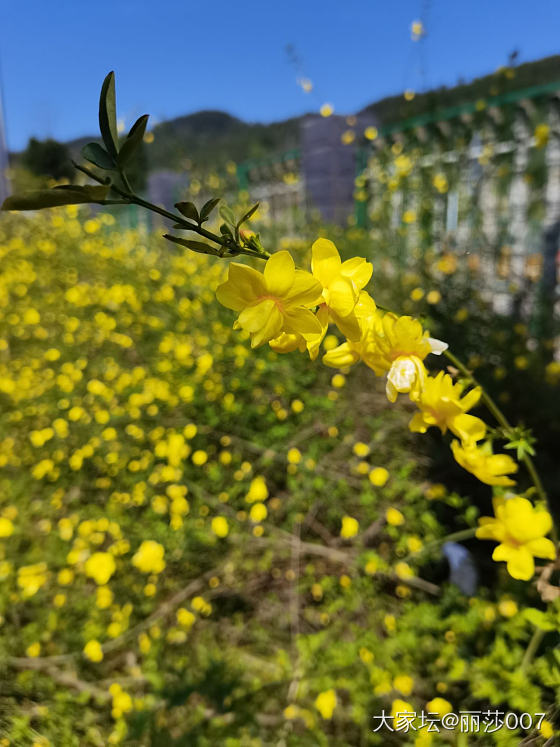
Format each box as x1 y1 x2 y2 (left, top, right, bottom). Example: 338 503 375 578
1 72 269 262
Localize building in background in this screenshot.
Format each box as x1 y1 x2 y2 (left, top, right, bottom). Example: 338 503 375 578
301 112 377 224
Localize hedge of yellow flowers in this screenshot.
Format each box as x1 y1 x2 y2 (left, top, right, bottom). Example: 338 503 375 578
0 209 559 745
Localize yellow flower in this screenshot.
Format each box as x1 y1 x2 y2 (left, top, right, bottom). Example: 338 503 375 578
26 642 41 658
402 209 416 224
395 561 413 578
192 449 207 466
176 607 196 628
534 123 549 149
96 586 114 609
437 253 457 274
314 689 337 719
85 552 116 585
83 640 104 662
353 441 370 457
57 568 74 586
432 173 448 194
211 516 229 538
246 475 269 501
324 312 446 403
17 562 48 597
539 719 554 739
249 502 267 523
340 516 359 538
498 599 518 617
132 540 165 574
411 19 424 39
368 314 446 383
216 251 322 348
451 440 518 486
109 683 133 718
409 372 485 444
0 517 14 538
386 507 405 526
191 595 212 615
310 238 373 344
385 355 427 403
268 331 307 354
391 699 415 728
476 496 556 580
426 697 452 716
426 290 441 304
393 674 414 696
369 467 389 487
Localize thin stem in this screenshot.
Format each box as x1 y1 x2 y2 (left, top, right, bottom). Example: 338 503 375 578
73 159 271 260
127 193 270 260
444 350 509 430
521 627 546 671
402 527 477 562
444 349 558 546
118 168 134 194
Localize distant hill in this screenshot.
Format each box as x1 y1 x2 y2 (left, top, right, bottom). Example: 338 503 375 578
25 53 560 175
147 110 301 171
359 54 560 124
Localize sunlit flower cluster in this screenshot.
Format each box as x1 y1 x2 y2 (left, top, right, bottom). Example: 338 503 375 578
218 238 555 581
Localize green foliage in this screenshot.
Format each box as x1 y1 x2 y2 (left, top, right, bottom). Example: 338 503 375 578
98 71 119 159
20 137 75 181
2 184 110 210
0 211 557 745
118 115 150 168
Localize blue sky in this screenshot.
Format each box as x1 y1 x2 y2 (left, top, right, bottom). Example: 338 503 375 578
1 0 559 151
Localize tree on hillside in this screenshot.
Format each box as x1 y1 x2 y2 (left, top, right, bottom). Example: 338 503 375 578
21 138 74 181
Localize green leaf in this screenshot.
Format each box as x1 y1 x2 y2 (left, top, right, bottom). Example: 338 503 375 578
81 142 115 170
175 202 200 223
72 160 112 185
236 202 259 229
163 234 219 255
1 185 110 211
219 223 233 238
118 114 149 167
219 204 236 227
524 608 554 631
200 197 220 222
99 71 119 158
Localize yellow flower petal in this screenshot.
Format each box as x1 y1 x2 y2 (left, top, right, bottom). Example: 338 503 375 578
311 238 341 286
284 308 323 337
238 300 284 347
327 277 358 317
409 411 428 434
284 270 323 307
506 547 535 580
323 342 361 368
460 386 482 411
450 413 487 444
216 263 265 310
525 536 556 560
238 299 276 333
330 308 362 341
340 257 373 289
264 251 295 296
269 332 306 354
